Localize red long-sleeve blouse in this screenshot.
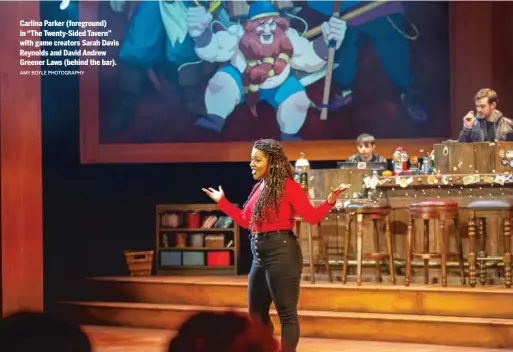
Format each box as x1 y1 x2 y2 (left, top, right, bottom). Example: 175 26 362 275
217 178 334 233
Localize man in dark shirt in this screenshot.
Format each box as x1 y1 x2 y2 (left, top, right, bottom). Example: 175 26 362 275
347 134 387 162
458 88 513 142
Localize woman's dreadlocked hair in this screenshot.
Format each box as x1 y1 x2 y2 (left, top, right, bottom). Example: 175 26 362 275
244 139 294 228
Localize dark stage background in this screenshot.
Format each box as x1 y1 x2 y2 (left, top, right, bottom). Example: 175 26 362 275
93 1 450 144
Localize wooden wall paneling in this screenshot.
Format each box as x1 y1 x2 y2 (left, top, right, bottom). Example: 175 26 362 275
0 1 43 316
491 2 513 118
449 2 494 139
449 2 513 138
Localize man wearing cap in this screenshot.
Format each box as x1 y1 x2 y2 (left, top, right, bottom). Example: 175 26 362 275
186 1 347 141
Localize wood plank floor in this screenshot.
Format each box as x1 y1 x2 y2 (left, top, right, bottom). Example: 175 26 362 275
58 276 513 348
86 275 513 293
84 326 508 352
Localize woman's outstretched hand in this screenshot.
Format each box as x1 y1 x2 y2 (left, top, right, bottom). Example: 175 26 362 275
327 183 351 204
201 186 225 203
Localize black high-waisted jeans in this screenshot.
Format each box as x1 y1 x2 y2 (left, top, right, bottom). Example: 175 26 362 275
248 230 303 352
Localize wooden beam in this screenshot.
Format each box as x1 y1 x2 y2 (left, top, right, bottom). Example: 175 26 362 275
0 1 43 316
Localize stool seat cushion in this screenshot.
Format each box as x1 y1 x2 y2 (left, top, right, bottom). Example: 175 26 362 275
410 199 458 208
345 202 390 210
467 199 513 209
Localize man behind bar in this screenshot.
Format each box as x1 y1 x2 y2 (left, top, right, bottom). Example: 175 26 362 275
458 88 513 142
348 134 387 162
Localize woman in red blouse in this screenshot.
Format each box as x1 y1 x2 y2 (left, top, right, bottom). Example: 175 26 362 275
202 139 350 352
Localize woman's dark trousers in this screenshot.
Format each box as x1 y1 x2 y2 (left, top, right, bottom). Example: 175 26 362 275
248 230 303 352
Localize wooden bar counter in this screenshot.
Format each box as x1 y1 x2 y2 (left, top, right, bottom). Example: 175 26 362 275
299 169 513 284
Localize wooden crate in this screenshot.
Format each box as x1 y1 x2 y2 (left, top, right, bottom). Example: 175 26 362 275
124 250 154 276
435 142 513 174
473 142 497 174
434 142 475 174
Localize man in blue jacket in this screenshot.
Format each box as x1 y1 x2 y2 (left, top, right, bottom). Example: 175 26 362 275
458 89 513 142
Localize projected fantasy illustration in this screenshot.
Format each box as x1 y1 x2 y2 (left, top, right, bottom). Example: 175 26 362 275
91 1 450 143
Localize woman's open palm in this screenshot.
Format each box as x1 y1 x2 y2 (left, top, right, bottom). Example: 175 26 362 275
202 186 224 203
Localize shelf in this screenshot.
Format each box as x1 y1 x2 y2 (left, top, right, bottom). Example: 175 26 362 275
159 228 234 232
159 247 235 251
156 203 240 276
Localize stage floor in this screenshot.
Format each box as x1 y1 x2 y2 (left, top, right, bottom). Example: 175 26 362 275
84 325 507 352
84 275 513 292
58 275 513 349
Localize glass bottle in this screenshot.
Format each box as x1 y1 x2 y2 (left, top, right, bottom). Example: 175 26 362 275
295 152 310 193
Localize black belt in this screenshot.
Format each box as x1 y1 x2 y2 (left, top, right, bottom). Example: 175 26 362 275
250 230 294 238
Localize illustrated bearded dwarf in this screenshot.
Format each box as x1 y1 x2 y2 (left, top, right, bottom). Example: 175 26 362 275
187 1 347 141
239 14 293 117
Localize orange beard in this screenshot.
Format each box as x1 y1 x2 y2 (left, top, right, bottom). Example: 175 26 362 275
239 16 294 116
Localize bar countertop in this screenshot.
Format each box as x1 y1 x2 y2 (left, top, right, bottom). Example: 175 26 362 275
376 173 513 189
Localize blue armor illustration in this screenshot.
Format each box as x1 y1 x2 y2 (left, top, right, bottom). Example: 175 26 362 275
107 0 234 134
307 1 428 122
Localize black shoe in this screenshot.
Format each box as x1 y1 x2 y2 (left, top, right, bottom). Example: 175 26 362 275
399 88 428 123
280 132 302 141
106 100 137 137
195 114 226 133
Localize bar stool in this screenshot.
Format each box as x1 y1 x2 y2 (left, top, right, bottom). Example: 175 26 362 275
295 217 333 284
466 199 513 288
342 203 395 286
405 199 465 287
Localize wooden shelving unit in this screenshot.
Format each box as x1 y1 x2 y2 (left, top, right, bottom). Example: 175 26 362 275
155 204 240 276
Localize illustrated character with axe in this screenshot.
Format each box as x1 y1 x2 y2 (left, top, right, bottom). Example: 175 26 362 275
187 1 347 141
